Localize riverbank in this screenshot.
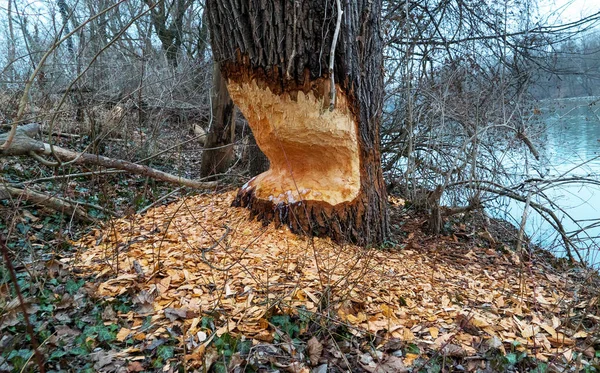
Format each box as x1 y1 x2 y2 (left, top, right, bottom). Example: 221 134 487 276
537 95 600 104
2 191 598 372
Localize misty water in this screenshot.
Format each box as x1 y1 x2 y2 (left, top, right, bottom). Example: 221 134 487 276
493 97 600 268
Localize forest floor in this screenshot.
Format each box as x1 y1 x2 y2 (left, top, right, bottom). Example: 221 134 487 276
1 112 600 373
1 188 599 373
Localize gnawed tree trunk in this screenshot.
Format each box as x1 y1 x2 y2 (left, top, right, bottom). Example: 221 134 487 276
200 64 236 178
207 0 389 245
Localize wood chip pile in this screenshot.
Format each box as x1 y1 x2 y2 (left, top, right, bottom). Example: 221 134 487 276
72 192 598 369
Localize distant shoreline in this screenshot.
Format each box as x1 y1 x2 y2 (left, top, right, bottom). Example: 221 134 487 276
538 95 600 103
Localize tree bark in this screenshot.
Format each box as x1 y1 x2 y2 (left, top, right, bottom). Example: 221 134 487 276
246 129 269 177
200 64 236 178
144 0 190 66
207 0 389 245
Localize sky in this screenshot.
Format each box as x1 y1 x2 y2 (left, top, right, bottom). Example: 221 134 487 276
538 0 600 24
0 0 598 24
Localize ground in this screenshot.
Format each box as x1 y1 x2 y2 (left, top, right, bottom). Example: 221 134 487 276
1 190 599 372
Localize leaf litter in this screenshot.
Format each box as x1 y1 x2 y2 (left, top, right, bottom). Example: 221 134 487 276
68 191 600 371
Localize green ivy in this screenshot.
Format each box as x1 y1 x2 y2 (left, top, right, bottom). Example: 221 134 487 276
270 315 300 339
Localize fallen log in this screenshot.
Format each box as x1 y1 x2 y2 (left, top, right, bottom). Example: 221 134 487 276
0 185 92 221
0 124 218 190
0 123 45 156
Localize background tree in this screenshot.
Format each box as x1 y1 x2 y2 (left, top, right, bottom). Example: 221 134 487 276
143 0 192 66
199 63 236 178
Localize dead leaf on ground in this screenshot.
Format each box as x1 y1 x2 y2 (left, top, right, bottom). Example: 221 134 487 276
307 336 323 365
164 307 188 321
126 362 143 372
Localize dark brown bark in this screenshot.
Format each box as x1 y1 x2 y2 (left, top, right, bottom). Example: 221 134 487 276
246 129 269 177
144 0 191 66
200 64 236 178
207 0 389 246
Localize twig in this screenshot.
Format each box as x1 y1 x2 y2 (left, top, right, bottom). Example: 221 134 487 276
452 181 583 263
137 187 184 214
1 0 127 150
328 0 343 111
516 191 533 252
0 235 46 373
44 131 81 139
285 1 297 79
28 170 126 184
19 331 56 373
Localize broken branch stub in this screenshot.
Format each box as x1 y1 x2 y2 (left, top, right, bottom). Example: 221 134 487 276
0 123 44 156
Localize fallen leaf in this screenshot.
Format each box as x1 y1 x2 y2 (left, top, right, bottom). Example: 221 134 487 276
307 336 323 366
377 355 409 373
547 334 575 347
116 327 131 342
127 361 144 372
133 290 155 314
164 307 187 321
102 305 117 321
441 344 466 357
403 353 419 366
428 327 439 339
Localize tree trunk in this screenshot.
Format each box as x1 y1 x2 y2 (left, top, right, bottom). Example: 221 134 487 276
144 0 190 67
246 129 269 177
200 64 236 178
6 0 17 84
206 0 389 246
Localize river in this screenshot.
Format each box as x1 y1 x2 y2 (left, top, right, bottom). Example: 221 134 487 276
494 97 600 268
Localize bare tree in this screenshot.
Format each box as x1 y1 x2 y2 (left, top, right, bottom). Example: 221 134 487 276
199 64 236 178
144 0 192 66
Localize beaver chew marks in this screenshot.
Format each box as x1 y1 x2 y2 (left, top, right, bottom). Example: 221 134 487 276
228 79 360 205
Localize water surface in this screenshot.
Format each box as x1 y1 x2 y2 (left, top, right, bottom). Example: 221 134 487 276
496 97 600 267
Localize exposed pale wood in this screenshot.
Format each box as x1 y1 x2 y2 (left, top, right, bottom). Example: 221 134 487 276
229 80 359 206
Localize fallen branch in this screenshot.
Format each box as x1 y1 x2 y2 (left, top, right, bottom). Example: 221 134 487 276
0 123 45 156
0 185 93 221
0 124 218 190
42 146 217 189
448 180 583 263
516 130 540 161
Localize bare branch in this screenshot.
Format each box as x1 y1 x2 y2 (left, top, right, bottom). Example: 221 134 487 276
328 0 342 111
